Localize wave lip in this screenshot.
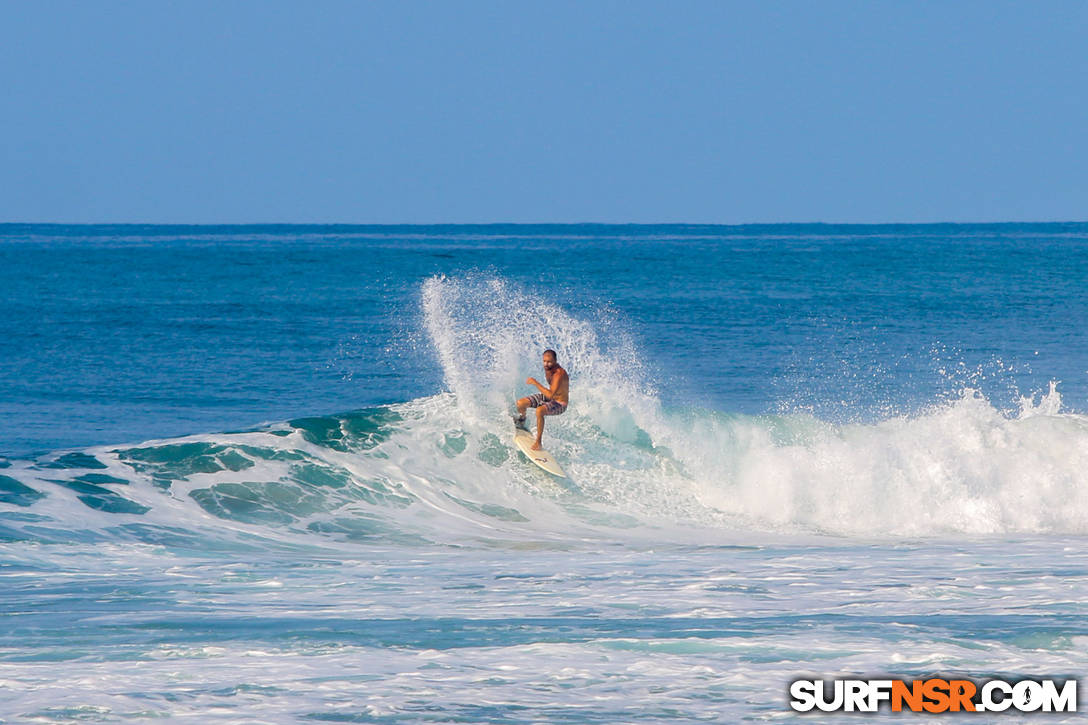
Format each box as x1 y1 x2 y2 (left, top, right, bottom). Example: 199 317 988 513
688 384 1088 536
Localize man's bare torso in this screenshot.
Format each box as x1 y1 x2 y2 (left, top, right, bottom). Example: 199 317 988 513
546 366 569 405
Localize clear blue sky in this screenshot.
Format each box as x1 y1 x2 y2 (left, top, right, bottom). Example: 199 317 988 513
2 1 1085 223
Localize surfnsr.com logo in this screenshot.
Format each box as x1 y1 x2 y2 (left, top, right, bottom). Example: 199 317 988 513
789 678 1078 713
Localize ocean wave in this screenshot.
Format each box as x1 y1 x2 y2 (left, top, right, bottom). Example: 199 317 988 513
3 386 1088 549
3 276 1088 548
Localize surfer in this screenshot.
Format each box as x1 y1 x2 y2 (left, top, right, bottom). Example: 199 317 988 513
515 349 569 450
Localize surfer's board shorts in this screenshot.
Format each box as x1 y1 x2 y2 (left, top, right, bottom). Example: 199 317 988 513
526 393 567 416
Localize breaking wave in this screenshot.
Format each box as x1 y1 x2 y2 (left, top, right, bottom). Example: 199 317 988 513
3 276 1088 549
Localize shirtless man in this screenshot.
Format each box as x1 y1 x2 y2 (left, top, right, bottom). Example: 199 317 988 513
515 349 569 450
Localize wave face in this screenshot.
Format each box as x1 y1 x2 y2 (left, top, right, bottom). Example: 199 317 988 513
3 275 1088 548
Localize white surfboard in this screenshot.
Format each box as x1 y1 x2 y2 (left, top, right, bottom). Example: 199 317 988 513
513 427 567 477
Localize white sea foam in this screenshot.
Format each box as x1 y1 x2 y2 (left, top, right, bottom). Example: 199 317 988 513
2 541 1087 724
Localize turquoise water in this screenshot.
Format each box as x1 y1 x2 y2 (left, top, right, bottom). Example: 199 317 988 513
2 224 1088 722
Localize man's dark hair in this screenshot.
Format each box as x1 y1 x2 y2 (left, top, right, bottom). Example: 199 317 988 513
543 349 557 360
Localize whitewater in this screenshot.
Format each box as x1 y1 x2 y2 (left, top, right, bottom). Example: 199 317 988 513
2 224 1088 722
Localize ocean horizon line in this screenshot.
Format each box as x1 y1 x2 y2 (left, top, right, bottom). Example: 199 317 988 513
3 220 1087 231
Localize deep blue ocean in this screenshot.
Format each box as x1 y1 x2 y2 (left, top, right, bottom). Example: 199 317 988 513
3 223 1088 723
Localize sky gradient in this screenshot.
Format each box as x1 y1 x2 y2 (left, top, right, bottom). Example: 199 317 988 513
2 1 1086 223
